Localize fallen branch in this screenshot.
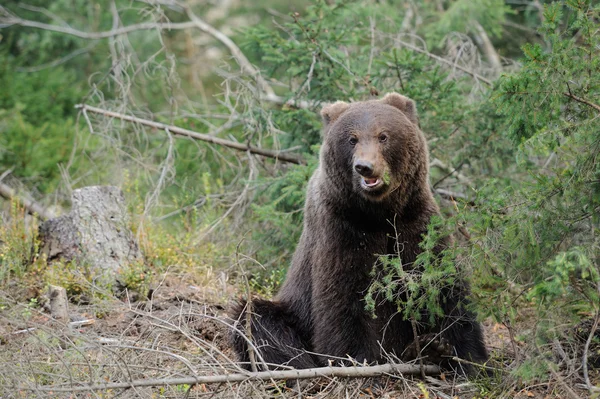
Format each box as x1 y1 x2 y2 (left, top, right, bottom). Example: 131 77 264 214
0 181 54 220
12 319 95 335
17 363 440 392
582 311 600 391
75 104 304 165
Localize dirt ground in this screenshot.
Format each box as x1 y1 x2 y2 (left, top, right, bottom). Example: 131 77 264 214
0 275 592 398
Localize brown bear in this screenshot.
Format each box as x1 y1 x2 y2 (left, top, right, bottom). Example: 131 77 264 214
230 93 488 373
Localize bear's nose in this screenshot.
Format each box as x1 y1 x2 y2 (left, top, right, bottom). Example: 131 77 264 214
354 160 374 177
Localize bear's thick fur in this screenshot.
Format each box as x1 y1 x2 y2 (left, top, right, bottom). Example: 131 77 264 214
230 93 488 372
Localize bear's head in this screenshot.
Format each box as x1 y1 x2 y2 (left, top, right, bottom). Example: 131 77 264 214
320 93 429 202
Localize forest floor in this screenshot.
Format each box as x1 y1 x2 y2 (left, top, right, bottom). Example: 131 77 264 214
0 273 593 398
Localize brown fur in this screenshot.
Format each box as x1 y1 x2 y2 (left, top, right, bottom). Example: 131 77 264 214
230 93 488 372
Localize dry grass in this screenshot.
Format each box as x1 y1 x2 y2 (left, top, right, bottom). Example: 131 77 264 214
0 274 593 399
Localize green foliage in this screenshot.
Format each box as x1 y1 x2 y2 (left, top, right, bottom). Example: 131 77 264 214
0 202 38 283
0 60 82 123
426 0 511 45
492 0 600 311
446 0 600 382
248 152 318 290
0 107 83 193
365 216 459 325
3 0 600 391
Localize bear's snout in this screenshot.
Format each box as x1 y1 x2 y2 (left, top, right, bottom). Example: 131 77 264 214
354 159 375 177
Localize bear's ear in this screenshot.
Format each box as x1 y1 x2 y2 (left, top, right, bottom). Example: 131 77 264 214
380 93 419 126
320 101 350 126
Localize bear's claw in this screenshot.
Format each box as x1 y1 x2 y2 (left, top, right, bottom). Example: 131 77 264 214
401 333 453 364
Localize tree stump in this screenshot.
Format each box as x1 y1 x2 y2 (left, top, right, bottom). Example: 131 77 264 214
39 186 142 287
48 285 69 321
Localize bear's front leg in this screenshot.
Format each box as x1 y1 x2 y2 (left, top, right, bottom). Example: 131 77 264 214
438 284 489 374
311 271 381 365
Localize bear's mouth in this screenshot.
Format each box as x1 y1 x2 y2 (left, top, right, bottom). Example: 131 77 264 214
360 177 383 190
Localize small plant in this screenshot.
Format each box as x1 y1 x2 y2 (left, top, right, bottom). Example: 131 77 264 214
117 261 151 298
0 201 38 283
21 297 38 319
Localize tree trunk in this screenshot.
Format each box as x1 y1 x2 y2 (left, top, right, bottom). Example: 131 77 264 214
39 186 142 287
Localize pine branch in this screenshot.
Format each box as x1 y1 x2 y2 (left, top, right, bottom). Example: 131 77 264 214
16 363 440 393
75 104 304 165
563 92 600 113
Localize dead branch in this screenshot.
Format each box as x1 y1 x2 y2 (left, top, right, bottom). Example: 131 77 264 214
563 92 600 113
16 363 440 393
0 5 295 106
392 37 493 87
0 8 197 39
75 104 304 165
0 181 54 220
182 5 274 98
434 188 472 204
583 299 600 390
472 21 502 74
430 158 471 185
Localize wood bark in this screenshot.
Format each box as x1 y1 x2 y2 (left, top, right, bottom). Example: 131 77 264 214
39 186 142 286
17 363 440 393
48 285 69 321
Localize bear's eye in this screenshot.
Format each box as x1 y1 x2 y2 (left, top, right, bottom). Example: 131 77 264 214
349 136 358 146
378 133 388 143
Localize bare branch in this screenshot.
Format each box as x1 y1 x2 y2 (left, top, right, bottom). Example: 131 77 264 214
0 181 54 220
0 8 196 39
182 5 275 98
15 363 440 393
563 92 600 113
434 188 472 204
75 104 304 165
472 21 502 75
392 37 493 87
430 158 471 186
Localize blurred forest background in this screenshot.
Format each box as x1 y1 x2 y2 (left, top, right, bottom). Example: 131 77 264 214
0 0 599 397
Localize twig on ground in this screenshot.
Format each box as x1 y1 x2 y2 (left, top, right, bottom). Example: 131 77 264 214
234 237 258 373
16 363 440 393
532 333 583 399
583 301 600 390
450 357 502 373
